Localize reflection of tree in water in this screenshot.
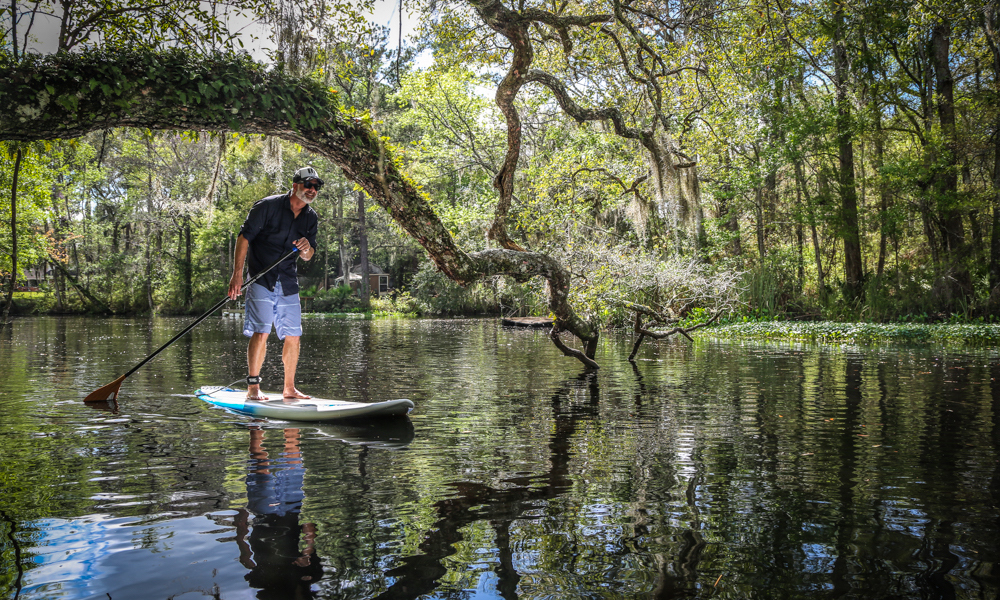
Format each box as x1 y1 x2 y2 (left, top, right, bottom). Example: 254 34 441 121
236 427 323 599
373 372 705 599
0 509 25 597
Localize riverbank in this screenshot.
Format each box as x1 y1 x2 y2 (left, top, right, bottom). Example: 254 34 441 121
709 320 1000 346
9 292 1000 347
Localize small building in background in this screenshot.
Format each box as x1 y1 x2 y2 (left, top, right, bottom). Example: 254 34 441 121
17 264 53 291
333 264 390 296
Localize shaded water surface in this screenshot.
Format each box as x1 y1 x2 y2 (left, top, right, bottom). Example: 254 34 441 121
1 316 998 599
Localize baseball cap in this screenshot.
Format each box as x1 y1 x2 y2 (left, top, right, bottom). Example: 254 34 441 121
293 166 324 185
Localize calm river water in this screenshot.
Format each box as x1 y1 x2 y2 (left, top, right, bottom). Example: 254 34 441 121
0 316 998 599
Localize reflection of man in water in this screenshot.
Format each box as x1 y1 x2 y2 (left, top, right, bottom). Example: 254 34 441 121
235 427 323 598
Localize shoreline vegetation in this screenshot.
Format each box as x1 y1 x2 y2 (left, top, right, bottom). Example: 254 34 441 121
9 292 1000 346
704 321 1000 346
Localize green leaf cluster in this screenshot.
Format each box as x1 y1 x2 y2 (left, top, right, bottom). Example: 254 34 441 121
0 48 341 136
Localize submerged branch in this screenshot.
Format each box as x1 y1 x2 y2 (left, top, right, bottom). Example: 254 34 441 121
627 306 721 361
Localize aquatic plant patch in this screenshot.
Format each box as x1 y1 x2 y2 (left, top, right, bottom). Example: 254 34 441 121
711 321 1000 345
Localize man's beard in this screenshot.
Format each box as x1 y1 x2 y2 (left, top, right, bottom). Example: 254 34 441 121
296 188 315 204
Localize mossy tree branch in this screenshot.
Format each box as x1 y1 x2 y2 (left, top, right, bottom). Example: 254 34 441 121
466 0 611 252
0 49 600 364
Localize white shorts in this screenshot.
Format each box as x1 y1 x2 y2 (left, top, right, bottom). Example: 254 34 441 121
243 280 302 340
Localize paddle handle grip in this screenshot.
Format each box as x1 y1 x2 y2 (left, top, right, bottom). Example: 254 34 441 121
122 247 299 379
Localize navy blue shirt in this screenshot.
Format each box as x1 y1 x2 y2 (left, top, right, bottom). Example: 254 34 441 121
239 192 318 295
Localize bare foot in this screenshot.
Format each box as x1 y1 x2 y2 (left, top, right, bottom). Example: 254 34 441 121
247 386 269 402
283 388 311 400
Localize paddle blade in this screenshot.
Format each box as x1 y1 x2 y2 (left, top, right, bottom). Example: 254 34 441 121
84 397 120 415
84 374 126 402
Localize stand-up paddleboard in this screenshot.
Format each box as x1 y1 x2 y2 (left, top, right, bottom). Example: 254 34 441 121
196 387 414 421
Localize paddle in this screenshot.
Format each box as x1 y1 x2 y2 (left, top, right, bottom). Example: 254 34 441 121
84 247 299 402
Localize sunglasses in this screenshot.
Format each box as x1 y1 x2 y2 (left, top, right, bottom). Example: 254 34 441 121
302 181 323 191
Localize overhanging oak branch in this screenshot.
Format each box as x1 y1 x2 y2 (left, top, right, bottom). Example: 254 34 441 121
0 49 600 364
467 0 611 252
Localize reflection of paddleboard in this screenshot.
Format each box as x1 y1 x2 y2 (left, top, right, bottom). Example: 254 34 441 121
302 419 415 449
195 387 414 422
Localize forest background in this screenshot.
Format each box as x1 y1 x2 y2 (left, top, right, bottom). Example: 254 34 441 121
3 0 1000 331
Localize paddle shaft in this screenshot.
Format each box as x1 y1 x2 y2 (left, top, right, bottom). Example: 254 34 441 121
120 247 299 379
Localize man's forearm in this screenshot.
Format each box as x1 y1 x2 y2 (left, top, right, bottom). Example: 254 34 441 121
232 235 249 276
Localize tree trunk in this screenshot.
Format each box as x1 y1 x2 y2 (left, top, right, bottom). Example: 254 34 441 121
2 147 22 328
145 193 154 311
357 190 370 305
992 180 1000 300
53 260 64 311
641 134 681 252
920 201 941 267
795 200 804 293
755 187 766 260
145 137 155 311
931 22 972 304
338 191 350 290
718 194 741 258
47 210 65 311
183 218 193 310
685 167 707 254
834 7 864 298
796 223 804 292
10 0 18 60
323 228 330 290
145 223 154 312
719 150 741 258
795 160 825 302
874 118 889 278
764 169 777 258
985 6 1000 298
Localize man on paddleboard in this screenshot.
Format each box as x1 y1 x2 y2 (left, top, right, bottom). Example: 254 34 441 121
228 166 321 401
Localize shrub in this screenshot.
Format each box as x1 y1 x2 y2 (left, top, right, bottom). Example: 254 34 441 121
310 285 364 312
371 291 426 316
10 291 56 314
409 263 504 315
